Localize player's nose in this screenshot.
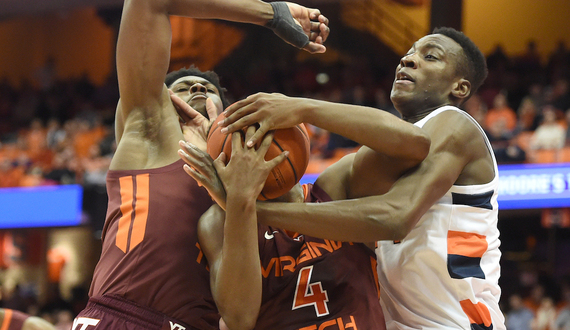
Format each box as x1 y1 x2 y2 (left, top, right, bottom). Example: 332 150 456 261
190 83 207 94
400 53 417 69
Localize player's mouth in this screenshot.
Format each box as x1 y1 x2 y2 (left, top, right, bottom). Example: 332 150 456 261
190 93 207 101
395 71 415 84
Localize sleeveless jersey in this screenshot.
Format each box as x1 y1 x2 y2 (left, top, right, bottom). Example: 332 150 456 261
0 309 28 330
254 183 385 330
89 159 218 329
376 106 505 330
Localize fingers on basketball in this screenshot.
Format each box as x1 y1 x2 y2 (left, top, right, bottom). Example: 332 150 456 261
207 112 310 201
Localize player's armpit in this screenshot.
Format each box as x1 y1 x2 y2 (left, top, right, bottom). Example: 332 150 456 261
314 153 354 201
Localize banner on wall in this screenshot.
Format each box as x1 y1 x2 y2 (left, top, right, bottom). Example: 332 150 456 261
0 184 83 229
302 162 570 211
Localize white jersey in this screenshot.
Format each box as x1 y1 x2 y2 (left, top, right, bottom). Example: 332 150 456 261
376 106 505 330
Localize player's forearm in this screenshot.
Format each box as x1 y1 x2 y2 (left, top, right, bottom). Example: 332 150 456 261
216 196 261 330
301 99 430 163
256 196 410 243
167 0 273 26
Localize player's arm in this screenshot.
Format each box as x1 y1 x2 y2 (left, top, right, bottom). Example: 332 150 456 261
256 111 487 242
198 204 261 330
220 94 430 167
198 128 288 330
118 0 328 117
113 0 328 168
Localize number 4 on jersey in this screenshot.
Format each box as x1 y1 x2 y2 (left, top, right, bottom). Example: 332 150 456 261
292 266 330 317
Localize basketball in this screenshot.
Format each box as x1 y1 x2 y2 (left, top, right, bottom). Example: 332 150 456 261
207 112 310 201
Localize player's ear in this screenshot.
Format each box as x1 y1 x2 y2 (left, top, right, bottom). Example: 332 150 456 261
451 78 471 101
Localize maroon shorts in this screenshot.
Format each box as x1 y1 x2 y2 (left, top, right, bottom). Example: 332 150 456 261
73 295 199 330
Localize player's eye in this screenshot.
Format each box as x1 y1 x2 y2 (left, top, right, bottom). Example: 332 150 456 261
425 54 437 60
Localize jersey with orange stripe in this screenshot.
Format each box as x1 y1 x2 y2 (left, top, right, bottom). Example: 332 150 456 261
376 106 505 330
87 159 218 329
0 309 28 330
254 184 385 330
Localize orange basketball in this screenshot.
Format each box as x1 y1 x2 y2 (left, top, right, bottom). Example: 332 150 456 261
207 112 310 201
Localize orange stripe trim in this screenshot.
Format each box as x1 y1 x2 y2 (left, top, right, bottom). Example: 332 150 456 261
371 256 380 299
116 176 134 253
302 184 309 200
448 230 487 258
130 174 149 250
459 299 492 327
1 309 12 330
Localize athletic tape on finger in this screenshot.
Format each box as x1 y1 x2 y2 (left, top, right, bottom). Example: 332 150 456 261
265 2 310 49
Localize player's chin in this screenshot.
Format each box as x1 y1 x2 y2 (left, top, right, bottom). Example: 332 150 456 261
188 102 209 119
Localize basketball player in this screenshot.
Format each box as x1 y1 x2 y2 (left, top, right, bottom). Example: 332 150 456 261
0 309 56 330
184 27 506 329
193 126 385 330
73 0 329 329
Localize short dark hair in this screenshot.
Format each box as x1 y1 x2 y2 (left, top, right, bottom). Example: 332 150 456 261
165 65 230 109
432 27 488 98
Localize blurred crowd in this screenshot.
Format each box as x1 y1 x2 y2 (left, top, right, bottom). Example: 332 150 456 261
0 39 570 328
1 41 570 193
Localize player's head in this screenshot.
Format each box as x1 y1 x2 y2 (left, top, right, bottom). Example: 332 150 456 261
390 27 487 117
165 66 229 119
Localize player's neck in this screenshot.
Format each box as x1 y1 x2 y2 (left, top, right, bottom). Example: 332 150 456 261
401 104 449 123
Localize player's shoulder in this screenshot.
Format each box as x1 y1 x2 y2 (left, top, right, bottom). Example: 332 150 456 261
422 108 483 145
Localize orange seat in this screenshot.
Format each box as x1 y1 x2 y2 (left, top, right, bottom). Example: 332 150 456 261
532 149 557 163
560 147 570 162
516 131 533 153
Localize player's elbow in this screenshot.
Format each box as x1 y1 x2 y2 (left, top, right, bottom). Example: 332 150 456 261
383 204 420 241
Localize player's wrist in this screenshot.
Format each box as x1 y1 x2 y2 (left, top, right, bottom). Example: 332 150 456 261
264 2 309 49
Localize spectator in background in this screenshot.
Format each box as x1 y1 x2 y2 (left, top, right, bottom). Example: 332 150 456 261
463 93 488 128
486 116 526 164
554 280 570 330
565 109 570 146
516 98 541 132
531 297 557 330
525 284 547 314
530 105 565 150
506 294 534 330
486 91 517 133
551 79 570 113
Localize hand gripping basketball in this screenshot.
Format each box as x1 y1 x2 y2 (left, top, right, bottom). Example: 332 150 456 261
207 112 310 201
265 2 310 49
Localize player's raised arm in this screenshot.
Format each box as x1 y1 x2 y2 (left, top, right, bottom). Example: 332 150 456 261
116 0 329 125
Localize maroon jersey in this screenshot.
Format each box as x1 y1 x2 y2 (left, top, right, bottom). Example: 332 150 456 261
88 160 218 329
254 184 385 330
1 309 28 330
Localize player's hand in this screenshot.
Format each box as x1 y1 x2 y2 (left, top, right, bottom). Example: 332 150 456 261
266 2 329 54
219 126 288 198
170 90 218 152
178 140 227 210
219 92 305 148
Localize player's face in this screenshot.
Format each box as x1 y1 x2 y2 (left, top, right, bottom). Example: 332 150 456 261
170 75 223 119
390 34 464 117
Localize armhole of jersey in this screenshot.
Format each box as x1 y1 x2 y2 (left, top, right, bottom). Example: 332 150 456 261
417 107 499 180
